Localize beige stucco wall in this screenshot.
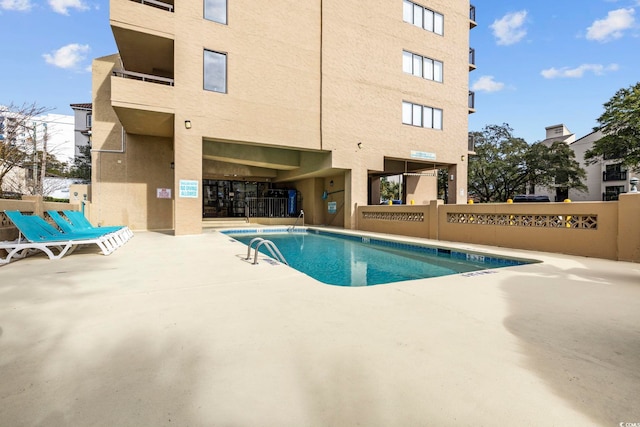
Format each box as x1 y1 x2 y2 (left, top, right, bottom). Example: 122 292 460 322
617 193 640 262
438 202 619 260
92 55 175 231
321 0 470 225
358 204 434 239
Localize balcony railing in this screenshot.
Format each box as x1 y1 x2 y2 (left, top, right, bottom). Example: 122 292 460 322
468 135 475 152
603 170 627 181
130 0 173 12
112 69 174 86
469 48 476 69
468 91 475 111
470 5 477 28
245 197 296 218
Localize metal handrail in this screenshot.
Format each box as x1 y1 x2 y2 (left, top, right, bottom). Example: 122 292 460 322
112 69 174 86
246 237 288 265
287 210 304 232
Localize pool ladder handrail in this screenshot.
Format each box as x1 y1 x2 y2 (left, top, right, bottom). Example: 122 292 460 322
246 237 288 265
287 210 304 232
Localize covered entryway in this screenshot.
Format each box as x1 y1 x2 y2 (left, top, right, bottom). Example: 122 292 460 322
368 158 460 205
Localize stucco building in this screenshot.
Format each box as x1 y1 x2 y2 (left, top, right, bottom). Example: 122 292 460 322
537 124 634 202
91 0 476 234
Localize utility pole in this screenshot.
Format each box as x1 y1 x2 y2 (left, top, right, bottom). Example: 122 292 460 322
32 122 38 195
40 123 48 196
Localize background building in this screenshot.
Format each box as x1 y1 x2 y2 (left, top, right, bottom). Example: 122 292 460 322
537 124 633 201
92 0 476 233
70 103 92 159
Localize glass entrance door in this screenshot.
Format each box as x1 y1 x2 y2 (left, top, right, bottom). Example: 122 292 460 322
203 180 230 217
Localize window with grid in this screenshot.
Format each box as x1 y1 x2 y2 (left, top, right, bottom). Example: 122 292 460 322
402 50 443 82
402 101 443 130
403 0 444 36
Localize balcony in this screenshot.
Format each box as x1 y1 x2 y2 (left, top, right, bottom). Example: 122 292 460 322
470 5 477 29
468 91 476 114
468 135 476 153
110 71 175 137
111 0 175 79
603 170 627 182
469 48 476 71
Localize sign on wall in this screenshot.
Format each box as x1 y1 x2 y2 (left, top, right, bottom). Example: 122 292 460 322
157 188 172 199
328 201 337 214
179 180 199 198
410 150 436 160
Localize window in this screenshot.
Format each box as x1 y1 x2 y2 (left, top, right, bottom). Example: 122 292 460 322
204 0 227 24
204 50 227 93
603 163 627 181
86 113 92 129
403 0 444 36
402 101 442 129
402 50 443 82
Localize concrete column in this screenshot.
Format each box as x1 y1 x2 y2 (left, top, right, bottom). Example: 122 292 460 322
173 117 203 236
448 162 468 204
345 168 368 229
617 192 640 262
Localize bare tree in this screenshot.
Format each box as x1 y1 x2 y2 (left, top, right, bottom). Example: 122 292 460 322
0 102 51 196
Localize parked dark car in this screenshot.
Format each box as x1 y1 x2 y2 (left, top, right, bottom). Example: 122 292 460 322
512 194 550 203
0 191 22 200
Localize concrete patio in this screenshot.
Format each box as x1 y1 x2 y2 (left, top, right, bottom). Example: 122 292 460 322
1 229 639 426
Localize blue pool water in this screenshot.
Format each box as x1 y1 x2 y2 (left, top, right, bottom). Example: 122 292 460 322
224 228 538 287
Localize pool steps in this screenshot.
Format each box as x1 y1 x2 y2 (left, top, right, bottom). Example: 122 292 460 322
245 237 288 265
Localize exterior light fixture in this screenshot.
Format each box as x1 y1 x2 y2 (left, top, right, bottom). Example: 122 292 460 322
184 120 192 129
461 155 465 161
170 162 175 170
357 142 363 149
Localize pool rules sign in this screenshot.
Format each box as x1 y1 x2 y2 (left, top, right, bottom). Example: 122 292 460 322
179 180 199 198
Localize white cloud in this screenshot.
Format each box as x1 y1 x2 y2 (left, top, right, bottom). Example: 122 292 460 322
43 43 90 69
48 0 88 15
540 63 619 79
471 76 505 93
490 10 528 46
0 0 32 11
586 8 635 42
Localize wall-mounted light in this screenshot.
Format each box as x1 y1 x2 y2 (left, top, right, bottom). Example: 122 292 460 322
357 142 363 149
329 180 334 187
170 162 175 169
184 120 192 129
461 155 465 161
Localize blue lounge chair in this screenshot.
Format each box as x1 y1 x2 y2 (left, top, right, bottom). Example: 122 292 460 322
1 211 120 264
47 210 132 246
61 210 133 241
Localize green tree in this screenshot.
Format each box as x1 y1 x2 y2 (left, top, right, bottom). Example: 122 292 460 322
468 124 587 202
380 176 400 202
585 82 640 170
69 144 91 181
468 124 529 202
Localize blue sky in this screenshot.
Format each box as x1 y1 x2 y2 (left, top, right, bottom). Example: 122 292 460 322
0 0 114 113
1 0 639 144
469 0 640 142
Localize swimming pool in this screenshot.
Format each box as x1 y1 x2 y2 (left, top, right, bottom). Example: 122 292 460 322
224 228 539 287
